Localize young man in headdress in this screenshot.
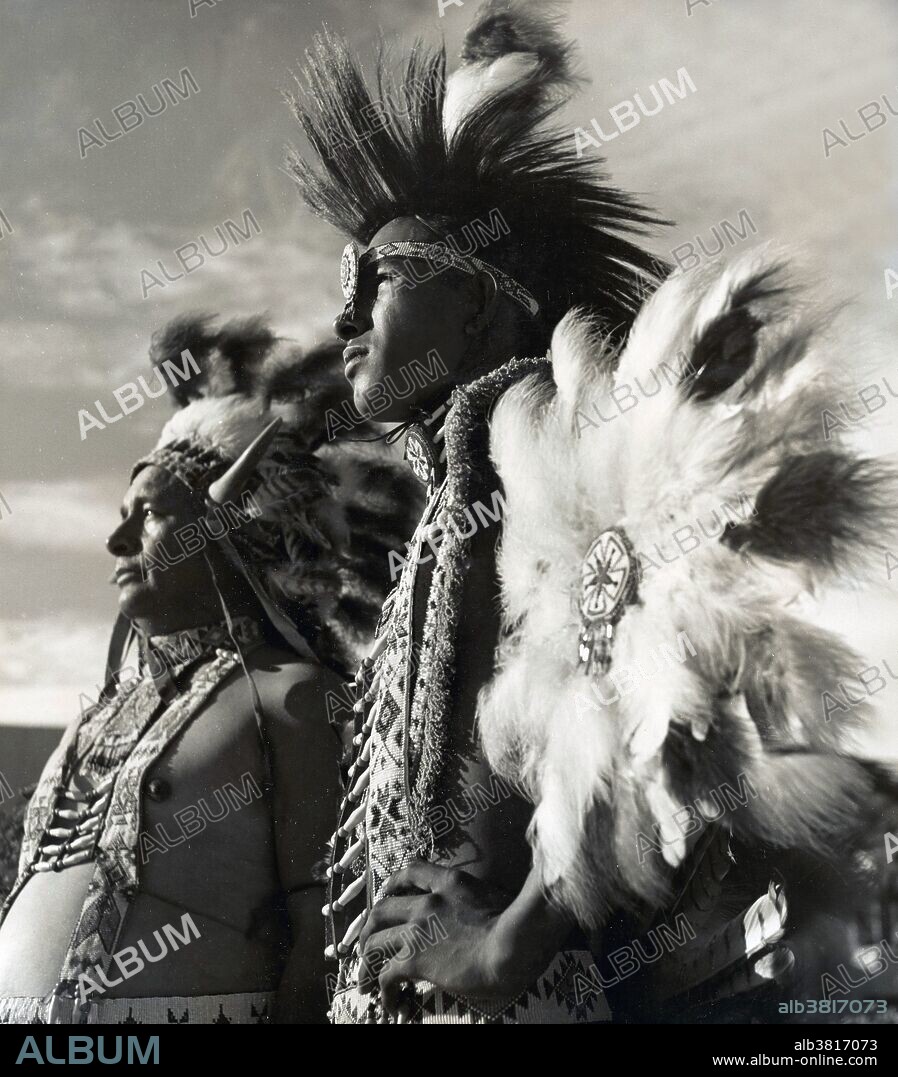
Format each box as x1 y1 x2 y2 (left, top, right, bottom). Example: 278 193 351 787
0 316 415 1024
287 0 666 1024
290 0 897 1024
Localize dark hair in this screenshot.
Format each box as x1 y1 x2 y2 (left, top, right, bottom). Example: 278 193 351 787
287 28 669 346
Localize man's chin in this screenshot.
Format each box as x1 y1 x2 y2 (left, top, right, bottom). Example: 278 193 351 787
116 582 154 620
353 378 418 424
351 374 377 417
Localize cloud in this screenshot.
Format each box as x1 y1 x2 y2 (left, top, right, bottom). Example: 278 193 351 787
0 686 85 729
0 201 338 393
0 614 111 728
0 480 120 554
0 615 109 688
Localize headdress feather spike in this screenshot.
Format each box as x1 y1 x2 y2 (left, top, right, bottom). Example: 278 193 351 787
444 0 581 137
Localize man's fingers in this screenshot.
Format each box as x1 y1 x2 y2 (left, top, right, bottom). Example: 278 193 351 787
381 859 438 896
380 958 415 1020
358 894 426 951
357 926 410 994
383 859 472 897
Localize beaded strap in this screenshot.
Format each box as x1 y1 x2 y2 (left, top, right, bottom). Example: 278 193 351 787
344 241 540 317
373 242 539 316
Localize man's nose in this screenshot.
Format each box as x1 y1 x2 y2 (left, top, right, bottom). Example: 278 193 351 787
106 519 141 557
333 300 368 342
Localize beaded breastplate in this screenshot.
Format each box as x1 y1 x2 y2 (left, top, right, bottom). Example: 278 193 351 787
324 473 445 1022
324 364 608 1024
1 620 262 1023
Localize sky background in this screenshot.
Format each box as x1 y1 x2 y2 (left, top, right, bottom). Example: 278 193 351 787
1 0 897 749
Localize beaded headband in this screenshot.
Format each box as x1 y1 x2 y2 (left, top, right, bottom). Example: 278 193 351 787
132 439 229 496
340 241 541 318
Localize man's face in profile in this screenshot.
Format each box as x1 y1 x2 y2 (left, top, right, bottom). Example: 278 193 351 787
106 466 220 630
334 218 474 422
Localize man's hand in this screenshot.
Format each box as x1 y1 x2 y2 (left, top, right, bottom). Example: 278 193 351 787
357 859 572 1019
358 861 512 1017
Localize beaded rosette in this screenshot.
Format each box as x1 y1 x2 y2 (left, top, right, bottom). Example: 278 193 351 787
577 527 639 677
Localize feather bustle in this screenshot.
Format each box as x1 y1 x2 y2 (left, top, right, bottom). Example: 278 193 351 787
480 248 897 929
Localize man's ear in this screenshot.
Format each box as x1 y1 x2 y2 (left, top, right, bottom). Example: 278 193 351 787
464 270 501 335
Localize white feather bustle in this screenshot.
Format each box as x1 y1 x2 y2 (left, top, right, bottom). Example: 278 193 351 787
479 247 897 929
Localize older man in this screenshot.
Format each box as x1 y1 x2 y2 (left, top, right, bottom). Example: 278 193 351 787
0 317 414 1024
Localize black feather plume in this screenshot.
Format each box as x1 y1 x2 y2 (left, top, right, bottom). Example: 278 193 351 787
148 313 219 406
725 452 898 570
286 17 668 346
460 0 579 92
681 266 789 403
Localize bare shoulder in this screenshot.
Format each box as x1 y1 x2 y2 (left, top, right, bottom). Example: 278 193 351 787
242 644 343 738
